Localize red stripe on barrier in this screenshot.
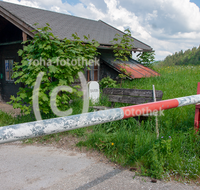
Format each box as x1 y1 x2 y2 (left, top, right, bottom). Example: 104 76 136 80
121 99 179 119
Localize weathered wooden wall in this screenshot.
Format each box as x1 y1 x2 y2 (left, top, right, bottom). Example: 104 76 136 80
0 43 22 102
0 15 23 101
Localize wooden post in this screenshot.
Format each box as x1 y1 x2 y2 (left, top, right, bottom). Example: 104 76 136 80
153 85 159 138
22 31 27 42
194 82 200 132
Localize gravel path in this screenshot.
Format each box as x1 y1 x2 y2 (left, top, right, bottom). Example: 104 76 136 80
0 142 199 190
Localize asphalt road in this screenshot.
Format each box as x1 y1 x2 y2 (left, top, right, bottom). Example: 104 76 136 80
0 143 199 190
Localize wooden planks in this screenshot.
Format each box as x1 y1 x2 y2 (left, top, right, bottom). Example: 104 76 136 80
108 95 162 104
103 88 163 105
103 88 163 98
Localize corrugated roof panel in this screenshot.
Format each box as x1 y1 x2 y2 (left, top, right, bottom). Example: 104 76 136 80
101 54 160 79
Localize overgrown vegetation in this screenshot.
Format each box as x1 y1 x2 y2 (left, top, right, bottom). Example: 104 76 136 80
9 24 99 115
78 65 200 181
99 76 117 89
110 28 134 61
159 46 200 66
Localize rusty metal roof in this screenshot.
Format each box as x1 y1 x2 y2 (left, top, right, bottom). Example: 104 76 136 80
101 53 160 79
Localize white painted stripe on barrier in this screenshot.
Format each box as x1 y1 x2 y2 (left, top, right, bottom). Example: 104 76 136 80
0 108 124 144
176 95 200 107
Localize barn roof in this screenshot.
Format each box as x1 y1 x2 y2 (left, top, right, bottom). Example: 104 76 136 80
0 1 152 52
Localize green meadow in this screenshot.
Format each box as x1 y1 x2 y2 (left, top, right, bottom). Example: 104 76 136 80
78 65 200 181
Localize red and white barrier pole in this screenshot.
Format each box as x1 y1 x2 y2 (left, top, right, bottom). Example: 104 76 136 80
122 95 200 119
0 94 200 144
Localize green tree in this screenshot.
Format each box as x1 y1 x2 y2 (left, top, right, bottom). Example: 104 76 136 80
10 24 99 115
137 51 155 68
160 46 200 66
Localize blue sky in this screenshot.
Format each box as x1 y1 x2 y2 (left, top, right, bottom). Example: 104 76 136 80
1 0 200 60
62 0 80 5
64 0 200 9
190 0 200 8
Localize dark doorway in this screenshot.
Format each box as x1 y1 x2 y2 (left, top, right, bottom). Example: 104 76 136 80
0 15 23 101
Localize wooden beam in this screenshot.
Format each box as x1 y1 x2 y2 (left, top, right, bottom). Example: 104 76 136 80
22 31 27 42
0 40 22 46
0 6 35 38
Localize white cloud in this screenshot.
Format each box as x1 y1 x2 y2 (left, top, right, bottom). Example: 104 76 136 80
4 0 40 8
2 0 200 60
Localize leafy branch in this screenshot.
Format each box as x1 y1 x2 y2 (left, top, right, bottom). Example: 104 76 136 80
110 28 134 61
10 24 99 115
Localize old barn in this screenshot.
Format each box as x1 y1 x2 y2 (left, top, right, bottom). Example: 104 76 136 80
0 1 159 101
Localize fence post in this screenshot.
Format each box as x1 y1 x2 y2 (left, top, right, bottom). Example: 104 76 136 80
153 85 159 138
194 82 200 132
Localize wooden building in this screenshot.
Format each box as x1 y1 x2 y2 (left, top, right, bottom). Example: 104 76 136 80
0 1 159 101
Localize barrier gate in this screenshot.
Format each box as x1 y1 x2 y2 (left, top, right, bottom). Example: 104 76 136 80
0 84 200 144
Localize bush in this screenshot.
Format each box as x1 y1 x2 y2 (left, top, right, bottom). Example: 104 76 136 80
9 24 99 115
99 76 117 89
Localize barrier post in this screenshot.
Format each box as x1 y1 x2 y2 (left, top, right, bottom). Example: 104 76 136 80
194 82 200 132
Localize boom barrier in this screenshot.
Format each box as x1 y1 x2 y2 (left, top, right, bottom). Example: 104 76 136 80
0 94 200 144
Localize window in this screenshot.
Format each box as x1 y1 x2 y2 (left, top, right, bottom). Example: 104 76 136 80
86 63 100 82
5 60 14 81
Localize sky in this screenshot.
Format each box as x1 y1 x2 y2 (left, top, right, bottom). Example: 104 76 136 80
1 0 200 61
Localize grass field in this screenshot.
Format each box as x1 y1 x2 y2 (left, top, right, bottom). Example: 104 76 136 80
1 65 200 182
78 65 200 181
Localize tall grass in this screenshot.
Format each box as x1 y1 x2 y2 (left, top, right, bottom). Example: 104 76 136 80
78 66 200 180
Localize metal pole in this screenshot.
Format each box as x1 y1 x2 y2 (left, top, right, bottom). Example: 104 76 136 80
0 94 200 144
153 85 159 139
121 94 200 119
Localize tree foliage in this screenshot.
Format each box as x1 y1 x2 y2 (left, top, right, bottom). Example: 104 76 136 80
110 28 134 61
160 46 200 66
137 51 155 68
10 24 99 115
99 76 117 89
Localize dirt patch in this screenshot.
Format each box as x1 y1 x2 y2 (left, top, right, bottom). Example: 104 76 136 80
0 102 21 116
22 134 123 170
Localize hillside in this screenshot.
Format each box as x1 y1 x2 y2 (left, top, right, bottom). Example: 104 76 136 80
160 46 200 66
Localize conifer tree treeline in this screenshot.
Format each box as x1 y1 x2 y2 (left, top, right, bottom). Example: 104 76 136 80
160 46 200 66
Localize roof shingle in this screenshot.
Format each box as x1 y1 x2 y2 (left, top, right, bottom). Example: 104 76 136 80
0 1 152 51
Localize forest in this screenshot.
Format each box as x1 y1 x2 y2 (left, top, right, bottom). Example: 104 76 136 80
159 46 200 66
